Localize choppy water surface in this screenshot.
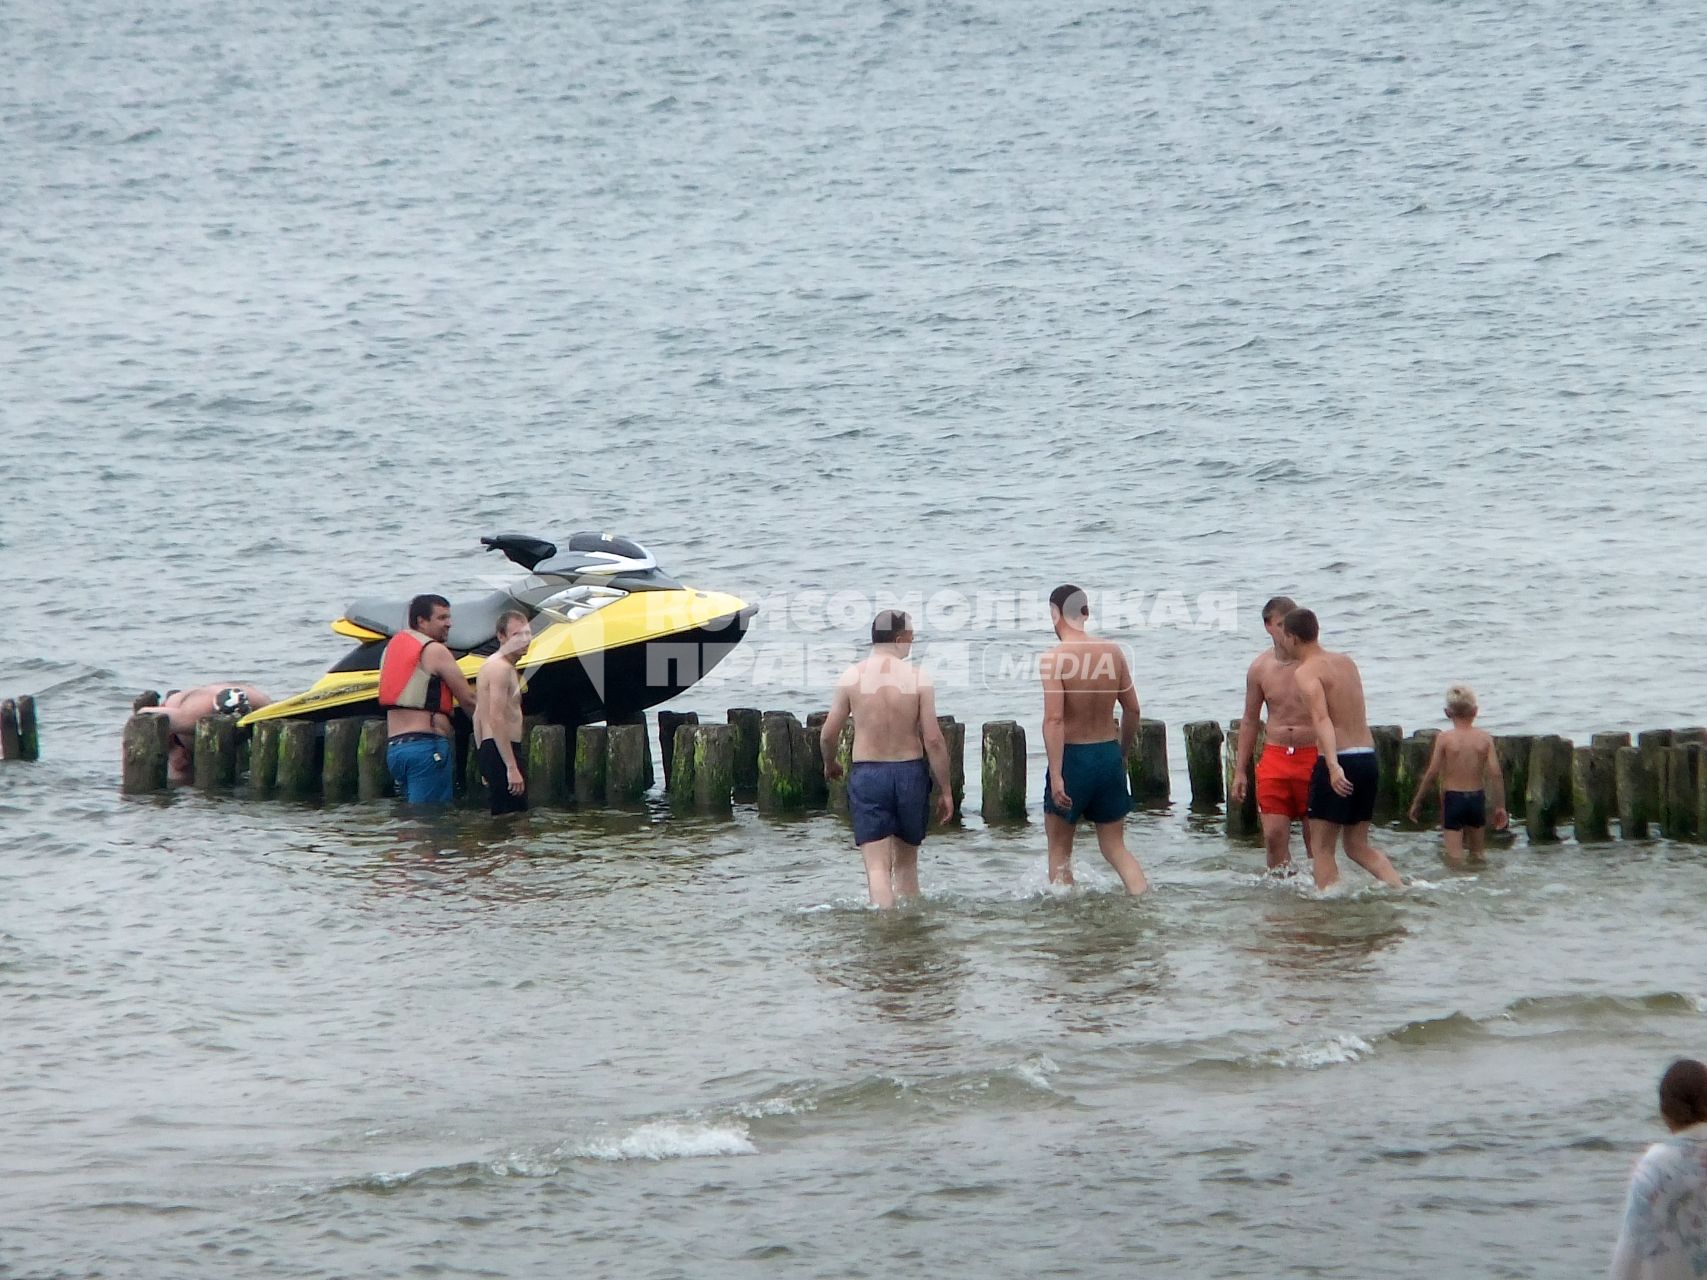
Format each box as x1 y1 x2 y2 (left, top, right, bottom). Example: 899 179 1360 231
5 0 1707 1275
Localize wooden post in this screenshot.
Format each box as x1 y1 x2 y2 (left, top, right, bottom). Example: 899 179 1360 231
980 720 1027 822
1126 718 1170 805
526 724 569 807
1572 745 1616 841
193 714 240 791
0 699 19 760
1675 726 1707 746
1396 730 1440 825
357 720 391 800
1223 720 1259 838
799 713 831 808
463 735 487 807
1637 730 1674 835
1182 721 1225 810
758 712 805 813
693 723 734 814
1592 732 1632 823
668 722 700 811
606 723 650 805
727 708 762 802
607 712 654 789
121 713 172 794
937 716 966 825
250 721 282 798
321 718 362 803
17 695 38 760
1615 745 1647 838
1494 734 1534 820
1525 735 1573 843
276 721 322 799
575 725 608 806
1370 724 1403 821
1662 743 1702 840
658 710 699 790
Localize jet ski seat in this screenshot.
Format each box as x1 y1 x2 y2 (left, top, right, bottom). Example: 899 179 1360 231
343 590 521 654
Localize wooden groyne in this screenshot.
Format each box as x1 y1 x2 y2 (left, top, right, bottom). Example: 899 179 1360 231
0 696 39 762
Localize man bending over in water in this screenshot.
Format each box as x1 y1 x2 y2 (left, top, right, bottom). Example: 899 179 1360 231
1230 594 1314 875
473 610 533 816
134 683 272 782
1039 585 1149 895
1280 608 1403 891
821 610 953 909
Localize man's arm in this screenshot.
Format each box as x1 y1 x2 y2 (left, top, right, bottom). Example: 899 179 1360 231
1408 735 1444 822
490 666 523 788
427 644 479 713
821 675 852 781
1116 648 1140 758
1232 659 1264 803
917 677 953 822
1041 652 1069 809
1298 667 1349 795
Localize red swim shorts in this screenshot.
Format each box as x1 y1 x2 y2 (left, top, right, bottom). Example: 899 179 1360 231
1255 744 1318 820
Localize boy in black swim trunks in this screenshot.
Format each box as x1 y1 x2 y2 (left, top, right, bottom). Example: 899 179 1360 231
1407 684 1508 865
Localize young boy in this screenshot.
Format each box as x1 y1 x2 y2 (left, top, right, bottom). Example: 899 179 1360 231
1407 684 1509 864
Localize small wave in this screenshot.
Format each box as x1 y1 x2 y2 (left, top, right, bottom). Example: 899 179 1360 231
1263 1033 1374 1069
564 1120 757 1162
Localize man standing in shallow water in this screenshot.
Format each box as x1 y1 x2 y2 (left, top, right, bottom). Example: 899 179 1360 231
1280 607 1404 891
1039 584 1150 895
1231 595 1314 875
821 610 953 909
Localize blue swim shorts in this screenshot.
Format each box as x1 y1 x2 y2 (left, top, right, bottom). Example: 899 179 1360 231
1043 739 1132 825
847 758 932 847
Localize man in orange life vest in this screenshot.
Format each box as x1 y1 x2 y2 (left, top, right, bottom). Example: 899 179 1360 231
380 594 479 804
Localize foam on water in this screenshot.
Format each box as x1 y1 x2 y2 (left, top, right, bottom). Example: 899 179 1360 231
564 1121 759 1163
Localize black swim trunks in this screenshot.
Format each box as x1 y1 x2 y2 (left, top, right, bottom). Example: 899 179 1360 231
1043 739 1133 825
847 758 931 847
1442 789 1487 831
477 738 529 815
1307 749 1379 826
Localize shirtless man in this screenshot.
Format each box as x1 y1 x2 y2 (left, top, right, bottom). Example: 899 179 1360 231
1279 608 1403 890
133 683 272 782
380 594 479 805
1039 584 1149 895
473 610 533 815
1230 595 1313 875
821 610 953 909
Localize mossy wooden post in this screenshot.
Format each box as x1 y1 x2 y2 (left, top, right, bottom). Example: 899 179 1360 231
0 699 19 760
606 712 654 789
758 712 805 813
17 695 38 761
828 717 855 815
658 710 699 791
800 712 831 808
1571 745 1615 842
527 724 569 807
1494 734 1535 820
727 708 762 802
1524 735 1573 843
1637 730 1673 834
121 713 172 794
1223 720 1259 838
1662 743 1702 840
693 723 734 814
193 714 240 791
357 719 391 800
1370 725 1403 821
607 723 649 805
250 721 282 797
1396 730 1440 825
276 720 322 800
1592 732 1632 823
1182 721 1224 810
668 723 700 812
1615 745 1647 838
936 716 966 825
320 718 362 803
463 735 488 807
980 720 1027 822
575 725 608 806
1126 718 1170 805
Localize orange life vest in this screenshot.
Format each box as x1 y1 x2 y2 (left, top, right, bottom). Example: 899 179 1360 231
378 630 453 715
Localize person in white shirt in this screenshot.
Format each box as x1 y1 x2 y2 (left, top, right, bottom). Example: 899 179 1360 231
1611 1058 1707 1279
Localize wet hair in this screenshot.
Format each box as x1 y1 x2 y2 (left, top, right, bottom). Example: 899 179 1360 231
495 609 529 639
1660 1059 1707 1131
1282 608 1319 643
1262 595 1297 624
871 609 911 645
408 593 450 628
1445 684 1478 718
1049 584 1089 622
133 690 161 713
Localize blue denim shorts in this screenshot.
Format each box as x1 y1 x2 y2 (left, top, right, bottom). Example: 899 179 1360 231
387 733 454 804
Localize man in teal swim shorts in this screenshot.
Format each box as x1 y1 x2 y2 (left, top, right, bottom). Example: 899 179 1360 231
1040 584 1150 895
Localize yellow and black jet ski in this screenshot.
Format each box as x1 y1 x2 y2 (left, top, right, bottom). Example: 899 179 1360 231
241 532 755 728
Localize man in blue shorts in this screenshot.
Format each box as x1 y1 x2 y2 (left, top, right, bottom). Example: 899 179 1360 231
821 610 954 909
1040 585 1150 895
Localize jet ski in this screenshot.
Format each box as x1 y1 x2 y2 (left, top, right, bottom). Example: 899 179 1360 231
241 532 755 728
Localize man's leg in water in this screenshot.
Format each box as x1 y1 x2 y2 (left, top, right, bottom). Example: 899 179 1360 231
1260 813 1296 873
1344 823 1404 886
859 838 897 909
1093 821 1150 895
892 840 921 901
1442 828 1466 865
1045 813 1076 886
1308 819 1343 890
1465 825 1487 861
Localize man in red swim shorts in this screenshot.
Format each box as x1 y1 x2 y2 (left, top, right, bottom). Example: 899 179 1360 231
1231 596 1316 874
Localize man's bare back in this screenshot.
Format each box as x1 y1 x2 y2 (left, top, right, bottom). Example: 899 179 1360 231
1040 637 1132 745
839 654 933 761
1293 649 1373 753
